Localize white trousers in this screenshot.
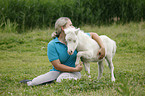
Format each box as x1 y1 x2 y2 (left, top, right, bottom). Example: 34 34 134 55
27 71 81 86
56 72 81 82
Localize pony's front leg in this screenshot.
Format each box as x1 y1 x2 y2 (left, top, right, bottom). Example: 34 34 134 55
75 51 85 65
83 62 91 78
97 60 104 80
75 51 92 65
75 53 81 66
75 51 92 78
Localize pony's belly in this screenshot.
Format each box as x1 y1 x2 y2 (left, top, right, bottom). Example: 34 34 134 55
81 55 99 62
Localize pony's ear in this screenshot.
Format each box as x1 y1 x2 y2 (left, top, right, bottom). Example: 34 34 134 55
75 28 80 35
64 28 68 34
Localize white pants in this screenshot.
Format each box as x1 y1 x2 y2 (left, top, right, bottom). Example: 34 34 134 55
27 71 81 86
56 72 81 82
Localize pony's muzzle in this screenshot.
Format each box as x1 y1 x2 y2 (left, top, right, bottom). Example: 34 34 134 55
67 50 73 55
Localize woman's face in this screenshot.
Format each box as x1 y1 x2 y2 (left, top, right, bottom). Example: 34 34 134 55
64 19 74 29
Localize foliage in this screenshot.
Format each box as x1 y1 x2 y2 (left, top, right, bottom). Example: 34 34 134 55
0 0 144 32
0 22 145 95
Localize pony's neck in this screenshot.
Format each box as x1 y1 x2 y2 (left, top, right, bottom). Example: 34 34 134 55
76 30 87 45
76 30 86 40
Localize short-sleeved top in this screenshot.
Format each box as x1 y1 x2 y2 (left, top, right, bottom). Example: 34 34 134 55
47 33 90 72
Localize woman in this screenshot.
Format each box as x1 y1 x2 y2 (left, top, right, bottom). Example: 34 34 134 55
21 17 105 86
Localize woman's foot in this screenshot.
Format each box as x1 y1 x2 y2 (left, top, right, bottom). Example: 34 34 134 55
19 79 32 84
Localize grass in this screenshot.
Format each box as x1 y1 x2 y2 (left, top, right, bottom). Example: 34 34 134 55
0 22 145 96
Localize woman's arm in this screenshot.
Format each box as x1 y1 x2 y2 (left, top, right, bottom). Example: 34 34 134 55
90 32 105 59
51 59 83 72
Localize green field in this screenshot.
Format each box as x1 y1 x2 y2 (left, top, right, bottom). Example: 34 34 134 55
0 22 145 96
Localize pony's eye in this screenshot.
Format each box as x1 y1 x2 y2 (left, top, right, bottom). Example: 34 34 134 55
73 40 76 43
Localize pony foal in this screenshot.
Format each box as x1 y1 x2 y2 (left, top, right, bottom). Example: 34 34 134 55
64 27 116 82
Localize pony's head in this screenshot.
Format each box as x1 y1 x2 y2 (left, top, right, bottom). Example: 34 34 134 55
64 27 80 55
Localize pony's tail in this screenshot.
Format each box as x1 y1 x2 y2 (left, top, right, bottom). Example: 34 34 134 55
105 40 116 66
112 41 117 57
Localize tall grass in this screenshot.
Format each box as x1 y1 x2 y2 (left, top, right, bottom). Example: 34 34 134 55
0 0 144 32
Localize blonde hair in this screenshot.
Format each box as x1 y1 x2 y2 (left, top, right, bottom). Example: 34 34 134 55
51 17 70 38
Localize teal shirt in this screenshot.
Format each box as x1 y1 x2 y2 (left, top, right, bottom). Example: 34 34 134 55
47 33 90 72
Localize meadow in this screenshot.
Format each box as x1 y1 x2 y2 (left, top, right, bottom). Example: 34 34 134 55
0 22 145 96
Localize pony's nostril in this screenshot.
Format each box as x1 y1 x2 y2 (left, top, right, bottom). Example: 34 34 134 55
68 51 73 55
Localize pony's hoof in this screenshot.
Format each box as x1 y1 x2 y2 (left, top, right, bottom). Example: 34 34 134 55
75 63 79 66
112 78 115 82
88 75 91 78
97 76 101 80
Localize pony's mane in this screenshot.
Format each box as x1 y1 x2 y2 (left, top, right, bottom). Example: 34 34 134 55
78 29 85 34
64 27 76 34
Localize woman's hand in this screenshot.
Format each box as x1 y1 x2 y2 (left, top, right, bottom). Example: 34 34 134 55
75 63 83 72
90 32 105 60
97 47 105 59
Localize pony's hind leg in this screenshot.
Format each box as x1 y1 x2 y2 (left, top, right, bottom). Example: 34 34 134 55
105 57 115 82
97 60 104 80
